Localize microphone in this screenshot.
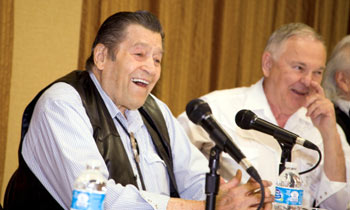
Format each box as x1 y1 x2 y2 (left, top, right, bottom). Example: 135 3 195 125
186 99 260 181
235 109 318 151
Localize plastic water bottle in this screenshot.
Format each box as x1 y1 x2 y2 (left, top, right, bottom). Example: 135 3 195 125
274 162 303 210
70 161 107 210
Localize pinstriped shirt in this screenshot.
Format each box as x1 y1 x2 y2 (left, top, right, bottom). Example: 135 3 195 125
22 71 208 209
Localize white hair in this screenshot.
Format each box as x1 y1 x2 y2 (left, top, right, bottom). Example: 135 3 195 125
264 23 325 60
322 35 350 101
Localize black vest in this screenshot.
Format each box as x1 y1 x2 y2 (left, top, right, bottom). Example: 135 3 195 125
4 70 179 209
335 105 350 146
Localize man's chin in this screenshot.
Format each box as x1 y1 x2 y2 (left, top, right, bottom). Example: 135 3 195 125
128 98 149 110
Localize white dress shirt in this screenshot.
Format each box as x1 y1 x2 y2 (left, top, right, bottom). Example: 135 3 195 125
22 71 208 209
178 78 350 210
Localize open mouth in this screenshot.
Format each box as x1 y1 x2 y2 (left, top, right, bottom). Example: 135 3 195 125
131 78 149 87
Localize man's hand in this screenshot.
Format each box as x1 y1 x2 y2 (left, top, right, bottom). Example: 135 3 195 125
167 170 274 210
304 80 346 182
305 81 337 135
215 170 274 210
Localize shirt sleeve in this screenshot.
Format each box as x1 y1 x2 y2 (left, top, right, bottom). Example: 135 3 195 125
22 83 170 210
315 125 350 209
104 180 170 210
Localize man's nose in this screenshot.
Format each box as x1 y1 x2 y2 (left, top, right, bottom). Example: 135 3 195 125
301 72 312 86
142 56 157 75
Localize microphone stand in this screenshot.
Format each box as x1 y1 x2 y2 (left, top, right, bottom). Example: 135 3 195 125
274 130 294 174
277 141 293 174
205 145 222 210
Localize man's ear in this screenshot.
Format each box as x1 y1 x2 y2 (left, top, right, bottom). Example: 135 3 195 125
93 43 108 70
335 71 350 94
262 51 273 77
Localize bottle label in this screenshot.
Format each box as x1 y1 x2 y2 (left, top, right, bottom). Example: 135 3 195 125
274 186 303 206
70 189 105 210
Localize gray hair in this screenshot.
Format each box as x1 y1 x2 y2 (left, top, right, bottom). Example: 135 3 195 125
264 23 325 59
323 35 350 101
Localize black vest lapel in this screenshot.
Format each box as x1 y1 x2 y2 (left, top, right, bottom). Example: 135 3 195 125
139 98 180 197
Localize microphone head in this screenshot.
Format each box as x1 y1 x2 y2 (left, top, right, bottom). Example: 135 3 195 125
235 109 257 129
186 99 212 124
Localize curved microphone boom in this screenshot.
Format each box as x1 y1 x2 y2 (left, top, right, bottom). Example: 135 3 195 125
186 99 261 182
235 109 318 151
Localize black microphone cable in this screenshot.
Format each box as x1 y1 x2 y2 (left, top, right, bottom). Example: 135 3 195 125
247 168 265 210
299 147 322 175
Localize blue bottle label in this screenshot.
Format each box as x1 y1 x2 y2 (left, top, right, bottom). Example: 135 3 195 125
275 186 303 206
70 190 105 210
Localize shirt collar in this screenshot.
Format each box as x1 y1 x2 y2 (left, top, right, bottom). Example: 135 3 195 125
88 71 144 133
244 78 278 124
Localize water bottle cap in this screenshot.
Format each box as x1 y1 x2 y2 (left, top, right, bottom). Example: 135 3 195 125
285 162 297 169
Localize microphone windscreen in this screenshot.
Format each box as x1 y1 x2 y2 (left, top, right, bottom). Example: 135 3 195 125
186 99 212 124
235 109 256 129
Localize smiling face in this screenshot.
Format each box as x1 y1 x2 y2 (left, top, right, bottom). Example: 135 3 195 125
262 36 327 116
93 24 163 115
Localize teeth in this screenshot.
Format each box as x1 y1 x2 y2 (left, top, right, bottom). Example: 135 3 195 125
132 78 149 85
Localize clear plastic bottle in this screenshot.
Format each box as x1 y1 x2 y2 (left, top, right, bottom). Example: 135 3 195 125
274 162 304 210
70 161 107 210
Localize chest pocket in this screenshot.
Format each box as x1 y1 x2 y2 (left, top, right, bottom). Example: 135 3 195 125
143 152 170 193
144 152 167 171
